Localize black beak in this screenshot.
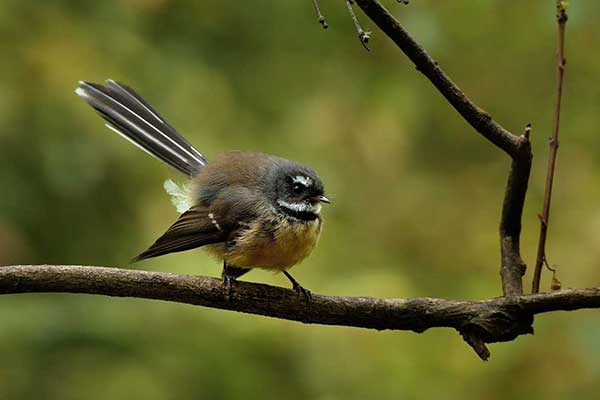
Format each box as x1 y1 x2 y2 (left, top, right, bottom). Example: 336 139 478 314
311 194 331 204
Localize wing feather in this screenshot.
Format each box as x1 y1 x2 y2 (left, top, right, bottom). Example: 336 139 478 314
132 206 226 262
132 187 260 262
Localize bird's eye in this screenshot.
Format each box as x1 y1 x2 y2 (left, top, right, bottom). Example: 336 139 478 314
292 183 304 194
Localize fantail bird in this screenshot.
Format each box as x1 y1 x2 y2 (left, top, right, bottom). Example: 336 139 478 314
75 80 330 299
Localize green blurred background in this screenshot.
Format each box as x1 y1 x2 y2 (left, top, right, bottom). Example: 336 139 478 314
2 1 600 399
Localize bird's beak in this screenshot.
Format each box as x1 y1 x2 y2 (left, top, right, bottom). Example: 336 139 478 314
312 195 331 204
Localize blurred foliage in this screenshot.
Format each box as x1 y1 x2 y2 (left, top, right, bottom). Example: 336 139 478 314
2 1 600 399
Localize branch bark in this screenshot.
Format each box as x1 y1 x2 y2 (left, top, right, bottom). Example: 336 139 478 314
500 128 532 296
352 0 532 296
2 265 600 360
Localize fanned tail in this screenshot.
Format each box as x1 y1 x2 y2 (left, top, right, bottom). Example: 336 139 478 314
75 79 207 177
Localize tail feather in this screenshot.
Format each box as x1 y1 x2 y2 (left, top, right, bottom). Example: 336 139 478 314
75 80 207 177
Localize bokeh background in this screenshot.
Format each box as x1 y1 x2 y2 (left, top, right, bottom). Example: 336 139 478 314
2 1 600 399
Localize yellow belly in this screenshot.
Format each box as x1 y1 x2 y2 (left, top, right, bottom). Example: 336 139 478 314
205 217 322 271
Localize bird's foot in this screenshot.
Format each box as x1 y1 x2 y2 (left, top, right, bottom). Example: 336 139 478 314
292 281 312 303
283 271 311 303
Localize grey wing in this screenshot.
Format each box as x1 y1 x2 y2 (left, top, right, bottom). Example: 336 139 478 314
132 187 260 262
132 205 227 262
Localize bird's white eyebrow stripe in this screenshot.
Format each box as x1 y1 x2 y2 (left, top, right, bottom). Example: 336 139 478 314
292 175 312 187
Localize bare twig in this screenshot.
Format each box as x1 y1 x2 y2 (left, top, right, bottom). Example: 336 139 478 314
346 1 371 51
3 265 600 360
532 1 568 293
311 0 328 28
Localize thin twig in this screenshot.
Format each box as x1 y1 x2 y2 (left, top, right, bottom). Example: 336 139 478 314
532 1 568 293
346 1 371 51
524 123 531 140
311 0 328 28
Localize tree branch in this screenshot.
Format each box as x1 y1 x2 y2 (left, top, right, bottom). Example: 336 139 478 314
351 0 532 296
2 265 600 360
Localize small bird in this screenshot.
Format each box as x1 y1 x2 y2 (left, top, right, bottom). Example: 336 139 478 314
75 80 329 299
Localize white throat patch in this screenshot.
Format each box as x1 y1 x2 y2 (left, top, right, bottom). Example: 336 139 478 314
277 199 321 215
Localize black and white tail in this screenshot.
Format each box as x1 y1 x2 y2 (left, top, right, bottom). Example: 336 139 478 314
75 80 207 177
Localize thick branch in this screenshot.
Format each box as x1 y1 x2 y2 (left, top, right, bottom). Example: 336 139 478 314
3 265 600 360
351 0 532 296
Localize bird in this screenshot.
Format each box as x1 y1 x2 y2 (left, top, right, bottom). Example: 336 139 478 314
75 79 330 300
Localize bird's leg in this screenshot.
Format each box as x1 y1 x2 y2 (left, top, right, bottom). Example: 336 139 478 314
221 262 251 300
283 271 312 302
